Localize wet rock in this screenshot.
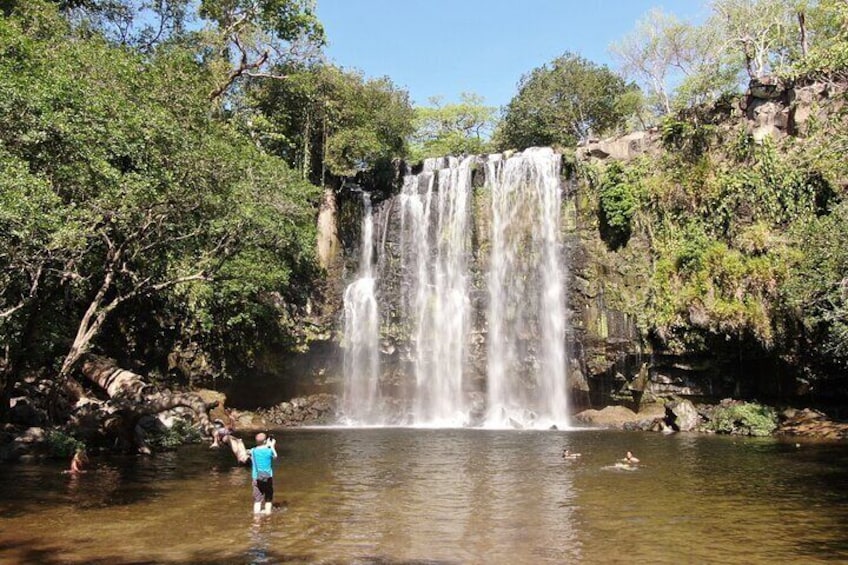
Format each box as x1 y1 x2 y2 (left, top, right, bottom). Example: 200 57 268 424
777 408 848 440
575 405 644 428
9 397 47 427
665 398 700 432
0 426 48 462
257 394 339 427
580 402 668 429
468 392 486 426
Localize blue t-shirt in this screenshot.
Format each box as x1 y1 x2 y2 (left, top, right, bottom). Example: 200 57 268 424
251 445 275 480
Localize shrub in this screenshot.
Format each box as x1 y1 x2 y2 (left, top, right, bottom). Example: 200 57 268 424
704 402 778 436
148 419 203 450
45 430 84 458
597 161 638 250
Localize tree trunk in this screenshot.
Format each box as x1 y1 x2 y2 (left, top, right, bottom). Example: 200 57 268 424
80 356 216 452
302 111 311 181
798 11 808 58
82 356 154 400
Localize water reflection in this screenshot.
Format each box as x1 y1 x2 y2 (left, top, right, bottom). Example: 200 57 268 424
0 430 847 564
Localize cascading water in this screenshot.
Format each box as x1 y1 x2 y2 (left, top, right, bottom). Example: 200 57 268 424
484 148 568 428
341 148 568 429
399 156 473 426
342 193 381 424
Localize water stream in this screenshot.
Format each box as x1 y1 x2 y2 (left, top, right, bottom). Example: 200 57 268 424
399 156 473 426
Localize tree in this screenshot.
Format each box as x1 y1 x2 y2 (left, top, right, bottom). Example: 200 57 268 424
611 9 699 115
794 0 848 78
0 2 321 407
31 0 194 50
199 0 325 100
785 201 848 373
248 63 414 182
710 0 799 80
494 52 635 150
410 93 497 160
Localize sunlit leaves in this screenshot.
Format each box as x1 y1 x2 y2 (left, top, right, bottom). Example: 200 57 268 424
495 52 634 150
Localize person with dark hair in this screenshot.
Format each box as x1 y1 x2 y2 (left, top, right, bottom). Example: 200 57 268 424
250 432 277 515
623 451 640 464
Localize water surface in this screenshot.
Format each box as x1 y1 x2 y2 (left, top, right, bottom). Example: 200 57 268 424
1 428 847 564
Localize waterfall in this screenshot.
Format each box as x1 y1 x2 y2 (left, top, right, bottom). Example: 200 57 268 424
484 147 567 428
341 148 568 429
399 156 473 426
342 193 381 424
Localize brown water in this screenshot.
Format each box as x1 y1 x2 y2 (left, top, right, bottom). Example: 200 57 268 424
1 428 847 564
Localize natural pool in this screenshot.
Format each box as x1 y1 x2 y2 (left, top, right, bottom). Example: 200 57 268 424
1 428 847 564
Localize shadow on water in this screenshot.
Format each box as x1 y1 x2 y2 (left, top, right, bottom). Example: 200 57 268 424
0 445 250 518
0 537 319 564
0 538 460 565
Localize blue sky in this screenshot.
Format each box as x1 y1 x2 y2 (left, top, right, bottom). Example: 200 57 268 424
315 0 707 109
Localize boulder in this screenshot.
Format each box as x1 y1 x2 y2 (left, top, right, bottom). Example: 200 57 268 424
777 407 848 439
258 394 339 427
574 404 664 428
665 399 700 432
9 397 47 427
0 426 48 462
577 131 653 162
748 77 785 100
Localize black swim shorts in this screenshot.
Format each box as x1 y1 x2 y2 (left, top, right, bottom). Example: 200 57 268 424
252 478 274 503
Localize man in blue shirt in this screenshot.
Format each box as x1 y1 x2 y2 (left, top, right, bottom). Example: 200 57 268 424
250 432 277 515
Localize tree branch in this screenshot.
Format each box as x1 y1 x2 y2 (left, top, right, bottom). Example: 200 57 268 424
0 262 43 320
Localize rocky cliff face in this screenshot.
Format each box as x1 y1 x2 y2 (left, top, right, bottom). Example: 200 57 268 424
564 78 842 410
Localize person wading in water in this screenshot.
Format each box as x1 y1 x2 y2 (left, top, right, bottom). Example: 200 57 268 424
249 433 277 515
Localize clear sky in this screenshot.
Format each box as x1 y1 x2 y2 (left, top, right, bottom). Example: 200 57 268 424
315 0 707 109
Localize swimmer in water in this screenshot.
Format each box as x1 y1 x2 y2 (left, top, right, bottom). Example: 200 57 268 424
65 447 88 475
562 449 582 459
623 451 640 464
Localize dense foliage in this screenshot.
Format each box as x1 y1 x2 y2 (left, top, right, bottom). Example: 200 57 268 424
577 0 848 388
247 63 414 183
582 97 848 383
0 1 325 410
703 402 779 436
